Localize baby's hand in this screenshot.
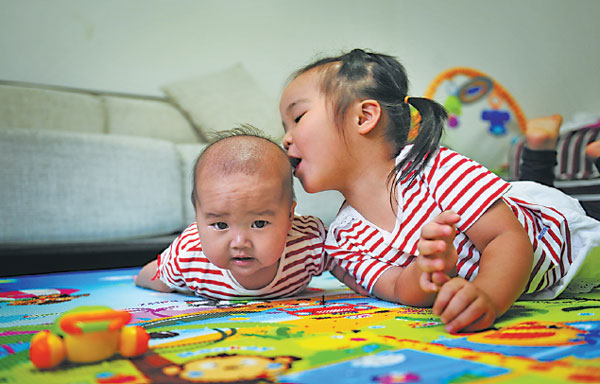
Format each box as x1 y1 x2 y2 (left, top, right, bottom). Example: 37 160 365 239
331 264 370 296
433 277 497 333
417 211 460 292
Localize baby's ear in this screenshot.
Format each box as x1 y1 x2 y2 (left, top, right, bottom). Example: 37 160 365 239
288 201 296 230
289 201 296 218
356 99 382 135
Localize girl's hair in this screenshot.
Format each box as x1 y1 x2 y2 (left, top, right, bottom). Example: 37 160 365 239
290 48 448 198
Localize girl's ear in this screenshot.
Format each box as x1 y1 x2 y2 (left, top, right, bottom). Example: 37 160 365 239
356 99 382 135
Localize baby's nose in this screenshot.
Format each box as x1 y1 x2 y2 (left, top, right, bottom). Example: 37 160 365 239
230 231 250 249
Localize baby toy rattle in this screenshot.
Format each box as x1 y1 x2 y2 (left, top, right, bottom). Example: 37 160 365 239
29 305 150 369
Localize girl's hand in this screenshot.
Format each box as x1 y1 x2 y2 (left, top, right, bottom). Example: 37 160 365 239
419 271 451 293
417 211 460 292
433 277 497 333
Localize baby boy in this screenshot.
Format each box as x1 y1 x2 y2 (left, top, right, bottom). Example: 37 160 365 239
135 125 344 300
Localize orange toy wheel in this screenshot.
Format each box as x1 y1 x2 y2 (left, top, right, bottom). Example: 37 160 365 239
29 330 66 369
119 326 150 357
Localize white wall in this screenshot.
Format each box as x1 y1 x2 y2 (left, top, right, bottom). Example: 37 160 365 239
1 0 599 121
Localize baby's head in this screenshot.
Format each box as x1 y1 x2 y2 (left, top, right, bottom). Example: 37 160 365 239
192 125 294 208
191 125 296 289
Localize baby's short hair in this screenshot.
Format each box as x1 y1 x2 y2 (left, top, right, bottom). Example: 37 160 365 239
191 124 294 207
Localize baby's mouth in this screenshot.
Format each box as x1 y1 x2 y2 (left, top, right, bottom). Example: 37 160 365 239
232 255 254 265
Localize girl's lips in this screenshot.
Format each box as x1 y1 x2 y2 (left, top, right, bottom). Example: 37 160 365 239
289 157 301 172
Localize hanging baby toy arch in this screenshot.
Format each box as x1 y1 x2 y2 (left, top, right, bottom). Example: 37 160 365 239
422 67 526 175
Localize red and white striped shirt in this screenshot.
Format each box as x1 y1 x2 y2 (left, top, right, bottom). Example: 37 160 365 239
326 147 574 296
157 215 332 300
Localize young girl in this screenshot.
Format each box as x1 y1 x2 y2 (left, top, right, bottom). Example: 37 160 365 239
279 48 600 333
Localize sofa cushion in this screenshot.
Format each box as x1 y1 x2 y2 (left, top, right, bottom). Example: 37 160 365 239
163 63 283 142
103 95 201 143
0 83 105 134
0 129 185 243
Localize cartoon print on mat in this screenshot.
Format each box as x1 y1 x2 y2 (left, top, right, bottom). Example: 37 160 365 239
127 299 250 323
279 349 508 383
149 327 236 349
1 269 600 383
0 288 89 306
434 320 600 361
130 351 299 383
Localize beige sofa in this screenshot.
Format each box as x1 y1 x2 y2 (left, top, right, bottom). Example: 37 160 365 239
0 64 343 276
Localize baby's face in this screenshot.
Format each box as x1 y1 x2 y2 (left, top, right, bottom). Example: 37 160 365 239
194 171 294 289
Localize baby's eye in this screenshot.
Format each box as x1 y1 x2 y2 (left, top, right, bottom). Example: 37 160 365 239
252 220 269 229
211 222 228 230
294 112 305 123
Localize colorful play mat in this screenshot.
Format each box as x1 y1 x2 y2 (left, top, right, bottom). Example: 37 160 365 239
1 267 600 383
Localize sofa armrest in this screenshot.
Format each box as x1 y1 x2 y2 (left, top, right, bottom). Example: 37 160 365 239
0 128 185 244
0 234 177 276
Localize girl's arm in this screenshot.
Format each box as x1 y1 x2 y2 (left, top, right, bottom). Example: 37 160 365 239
372 211 460 307
372 259 439 307
433 199 533 332
462 199 533 315
135 259 173 292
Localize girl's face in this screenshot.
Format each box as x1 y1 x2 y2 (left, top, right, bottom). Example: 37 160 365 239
280 71 349 193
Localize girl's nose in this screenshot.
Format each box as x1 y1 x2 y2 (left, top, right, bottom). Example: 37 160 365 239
282 130 293 150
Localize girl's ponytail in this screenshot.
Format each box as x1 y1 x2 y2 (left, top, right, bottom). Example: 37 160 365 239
393 96 448 184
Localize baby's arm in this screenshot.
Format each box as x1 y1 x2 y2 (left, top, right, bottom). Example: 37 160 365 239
330 263 370 296
135 259 173 293
433 200 533 333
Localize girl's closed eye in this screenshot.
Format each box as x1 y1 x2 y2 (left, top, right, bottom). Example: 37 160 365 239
252 220 269 229
211 222 228 230
294 112 306 123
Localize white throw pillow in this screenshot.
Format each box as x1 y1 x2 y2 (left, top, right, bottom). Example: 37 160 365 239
162 63 283 142
103 95 201 144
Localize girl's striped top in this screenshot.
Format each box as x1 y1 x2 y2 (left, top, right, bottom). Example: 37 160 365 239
326 147 573 295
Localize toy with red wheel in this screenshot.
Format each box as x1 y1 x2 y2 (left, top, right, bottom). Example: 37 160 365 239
29 305 150 369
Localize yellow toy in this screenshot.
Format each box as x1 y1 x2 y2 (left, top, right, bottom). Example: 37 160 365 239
423 66 527 133
29 306 149 369
422 66 527 174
